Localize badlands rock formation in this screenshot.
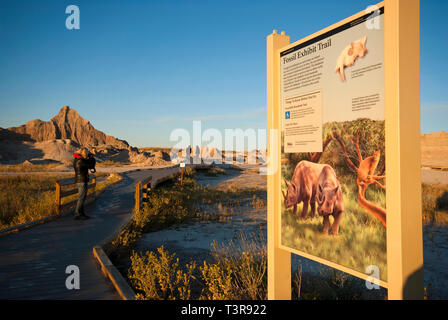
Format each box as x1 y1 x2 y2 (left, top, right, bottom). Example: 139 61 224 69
0 106 170 166
169 145 266 165
1 105 268 167
421 131 448 167
8 106 129 149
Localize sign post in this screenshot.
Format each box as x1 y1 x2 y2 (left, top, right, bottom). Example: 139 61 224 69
267 29 291 300
384 0 423 299
267 0 423 300
180 162 185 186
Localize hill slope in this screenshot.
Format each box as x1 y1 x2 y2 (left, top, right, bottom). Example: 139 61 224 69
421 131 448 167
7 106 129 149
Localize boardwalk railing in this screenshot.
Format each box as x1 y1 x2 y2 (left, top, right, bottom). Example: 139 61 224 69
134 176 152 213
133 171 181 213
55 174 96 214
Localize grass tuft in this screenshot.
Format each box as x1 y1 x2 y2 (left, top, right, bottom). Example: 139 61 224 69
0 173 121 230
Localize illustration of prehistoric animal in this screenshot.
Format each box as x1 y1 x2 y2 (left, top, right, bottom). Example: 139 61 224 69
357 150 384 191
316 166 344 235
282 160 328 219
334 36 368 82
333 129 386 226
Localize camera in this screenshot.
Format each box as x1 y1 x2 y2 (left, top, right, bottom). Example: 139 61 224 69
87 153 96 173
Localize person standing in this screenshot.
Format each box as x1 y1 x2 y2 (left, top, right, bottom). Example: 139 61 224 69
73 148 96 220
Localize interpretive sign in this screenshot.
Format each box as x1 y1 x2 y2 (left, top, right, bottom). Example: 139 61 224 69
280 5 386 281
267 0 423 300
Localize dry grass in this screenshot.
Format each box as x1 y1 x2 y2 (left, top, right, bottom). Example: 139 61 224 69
129 246 197 300
96 160 131 166
128 231 383 300
422 183 448 225
0 173 122 230
0 163 61 172
199 233 267 300
291 263 386 300
128 233 267 300
205 167 226 177
0 174 69 228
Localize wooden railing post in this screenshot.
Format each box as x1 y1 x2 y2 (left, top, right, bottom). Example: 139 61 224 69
55 182 61 214
135 182 142 213
54 174 103 215
142 183 150 203
91 175 96 196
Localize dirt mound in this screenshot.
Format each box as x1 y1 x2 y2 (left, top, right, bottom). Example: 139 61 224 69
421 131 448 167
34 139 80 162
135 150 170 166
0 139 79 164
168 146 267 165
90 148 171 166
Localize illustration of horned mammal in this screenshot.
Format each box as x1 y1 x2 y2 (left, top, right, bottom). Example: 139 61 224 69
334 36 368 82
316 166 344 235
282 160 327 219
332 129 386 226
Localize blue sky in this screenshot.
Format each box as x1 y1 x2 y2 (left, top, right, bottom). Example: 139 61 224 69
0 0 446 148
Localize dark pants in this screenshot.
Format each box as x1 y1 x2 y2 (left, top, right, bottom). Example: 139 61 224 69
75 182 88 216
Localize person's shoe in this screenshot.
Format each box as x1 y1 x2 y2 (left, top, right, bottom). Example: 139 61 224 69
79 214 90 220
74 215 82 220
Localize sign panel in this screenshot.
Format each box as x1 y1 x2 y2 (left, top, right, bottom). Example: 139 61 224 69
283 90 323 153
279 7 387 281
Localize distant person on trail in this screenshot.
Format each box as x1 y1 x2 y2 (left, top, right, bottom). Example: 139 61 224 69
73 147 96 220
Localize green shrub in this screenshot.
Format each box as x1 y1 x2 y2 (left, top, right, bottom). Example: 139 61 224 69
205 167 226 177
129 246 196 300
200 259 234 300
128 233 267 300
199 234 267 300
422 183 448 224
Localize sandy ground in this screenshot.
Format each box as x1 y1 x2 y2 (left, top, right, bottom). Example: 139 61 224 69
196 166 267 190
421 168 448 185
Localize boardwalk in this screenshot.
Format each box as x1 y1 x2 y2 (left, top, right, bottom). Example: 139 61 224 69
0 167 178 300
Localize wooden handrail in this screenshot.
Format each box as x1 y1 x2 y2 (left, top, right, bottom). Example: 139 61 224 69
57 174 96 186
133 171 180 213
55 175 96 214
134 176 152 213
